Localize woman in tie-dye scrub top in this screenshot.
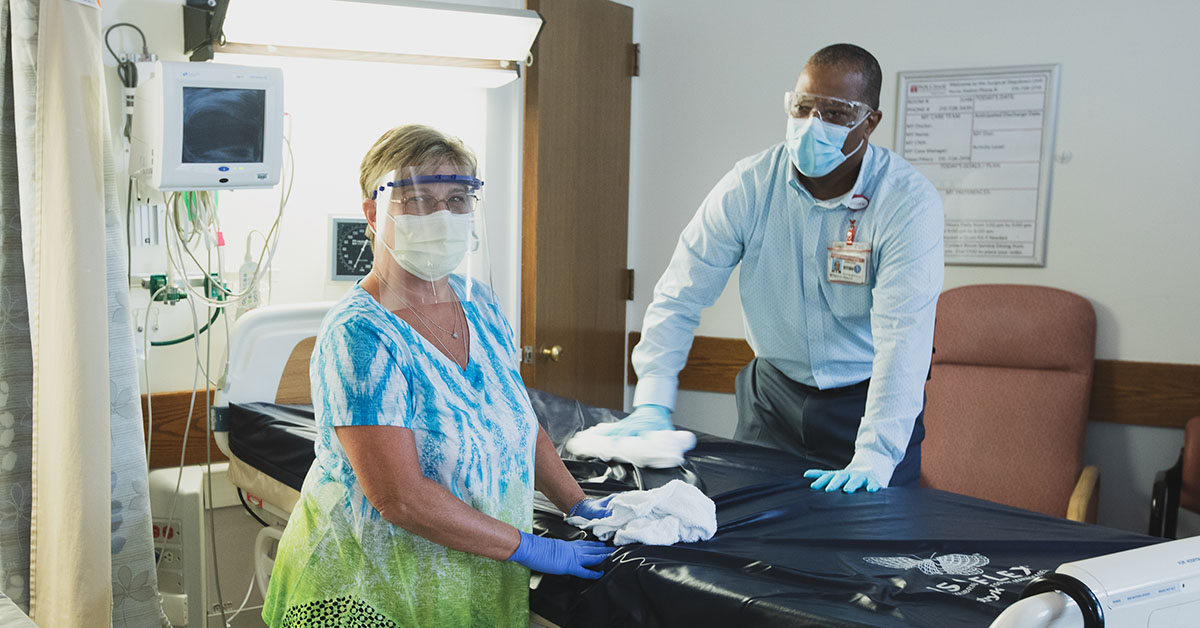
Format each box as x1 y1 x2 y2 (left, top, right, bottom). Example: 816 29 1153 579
262 125 614 628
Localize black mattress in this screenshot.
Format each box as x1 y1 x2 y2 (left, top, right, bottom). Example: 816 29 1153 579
228 402 318 491
227 391 1158 628
525 389 1158 628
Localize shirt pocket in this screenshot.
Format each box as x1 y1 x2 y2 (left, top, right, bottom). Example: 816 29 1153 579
822 279 873 322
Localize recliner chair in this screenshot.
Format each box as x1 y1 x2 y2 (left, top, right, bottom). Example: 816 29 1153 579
920 284 1100 522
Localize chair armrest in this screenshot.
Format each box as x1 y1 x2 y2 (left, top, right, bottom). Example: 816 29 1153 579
1067 465 1100 523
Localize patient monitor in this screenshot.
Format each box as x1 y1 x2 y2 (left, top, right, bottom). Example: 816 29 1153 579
131 61 283 191
990 535 1200 628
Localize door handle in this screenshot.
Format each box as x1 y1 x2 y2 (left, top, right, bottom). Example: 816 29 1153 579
540 345 564 362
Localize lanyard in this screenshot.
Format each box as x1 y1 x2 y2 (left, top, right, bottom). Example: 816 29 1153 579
844 194 869 246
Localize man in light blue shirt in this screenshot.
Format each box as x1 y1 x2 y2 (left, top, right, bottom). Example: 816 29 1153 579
617 44 943 493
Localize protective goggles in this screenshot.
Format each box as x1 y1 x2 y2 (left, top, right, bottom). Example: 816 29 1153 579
371 173 484 215
784 91 874 128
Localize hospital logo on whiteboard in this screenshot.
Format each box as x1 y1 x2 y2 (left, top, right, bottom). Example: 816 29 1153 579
864 553 990 576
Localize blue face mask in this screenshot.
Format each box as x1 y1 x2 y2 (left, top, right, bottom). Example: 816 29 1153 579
786 116 866 178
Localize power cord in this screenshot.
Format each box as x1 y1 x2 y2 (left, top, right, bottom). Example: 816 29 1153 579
237 489 271 528
103 22 150 142
104 21 148 86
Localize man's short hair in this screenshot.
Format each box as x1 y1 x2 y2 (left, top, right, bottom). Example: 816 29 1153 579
806 44 882 110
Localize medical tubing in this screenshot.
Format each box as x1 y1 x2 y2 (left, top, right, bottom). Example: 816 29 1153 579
153 271 218 583
153 340 202 571
162 138 291 307
143 286 166 462
149 306 220 347
125 177 133 280
222 575 257 627
219 302 232 388
145 136 293 602
1018 573 1104 628
184 289 221 388
205 247 231 627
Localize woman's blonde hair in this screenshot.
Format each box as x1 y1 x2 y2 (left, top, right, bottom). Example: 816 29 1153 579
359 124 478 201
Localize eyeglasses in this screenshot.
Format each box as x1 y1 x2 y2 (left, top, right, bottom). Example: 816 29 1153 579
784 91 873 128
394 191 478 215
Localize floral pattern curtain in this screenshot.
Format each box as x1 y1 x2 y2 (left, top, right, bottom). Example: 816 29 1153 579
0 0 33 612
1 0 159 624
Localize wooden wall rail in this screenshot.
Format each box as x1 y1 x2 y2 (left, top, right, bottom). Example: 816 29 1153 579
628 333 1200 429
142 389 226 469
138 335 1197 468
1089 360 1200 428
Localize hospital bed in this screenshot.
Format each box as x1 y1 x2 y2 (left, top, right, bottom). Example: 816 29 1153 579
213 303 1160 627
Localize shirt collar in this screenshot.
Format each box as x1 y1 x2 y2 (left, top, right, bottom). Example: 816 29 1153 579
787 144 872 210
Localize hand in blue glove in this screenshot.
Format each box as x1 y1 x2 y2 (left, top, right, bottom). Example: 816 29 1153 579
606 404 673 437
567 494 616 521
804 468 882 493
507 531 613 579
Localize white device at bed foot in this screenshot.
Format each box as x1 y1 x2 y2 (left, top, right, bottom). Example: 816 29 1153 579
988 535 1200 628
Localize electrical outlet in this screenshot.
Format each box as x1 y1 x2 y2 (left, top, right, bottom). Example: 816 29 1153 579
238 260 261 311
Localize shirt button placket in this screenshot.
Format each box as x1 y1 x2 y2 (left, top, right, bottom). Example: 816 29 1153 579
804 206 825 387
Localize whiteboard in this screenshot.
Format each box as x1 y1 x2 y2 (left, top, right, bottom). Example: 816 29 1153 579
895 65 1061 266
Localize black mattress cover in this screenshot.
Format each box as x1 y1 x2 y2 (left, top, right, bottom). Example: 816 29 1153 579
228 402 317 492
525 389 1158 628
225 391 1158 628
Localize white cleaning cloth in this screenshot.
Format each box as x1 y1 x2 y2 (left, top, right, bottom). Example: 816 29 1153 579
566 480 716 546
565 423 697 468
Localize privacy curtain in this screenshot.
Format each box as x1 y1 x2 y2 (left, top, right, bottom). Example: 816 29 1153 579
2 0 158 625
0 0 33 615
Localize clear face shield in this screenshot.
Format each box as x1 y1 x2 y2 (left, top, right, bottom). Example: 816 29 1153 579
370 166 494 309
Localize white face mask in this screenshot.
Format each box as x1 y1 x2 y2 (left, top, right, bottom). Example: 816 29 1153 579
378 210 472 281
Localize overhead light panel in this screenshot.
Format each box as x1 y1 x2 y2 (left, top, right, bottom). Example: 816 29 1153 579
220 0 544 63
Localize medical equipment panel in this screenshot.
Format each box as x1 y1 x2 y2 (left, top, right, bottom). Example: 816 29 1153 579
988 535 1200 628
131 61 283 191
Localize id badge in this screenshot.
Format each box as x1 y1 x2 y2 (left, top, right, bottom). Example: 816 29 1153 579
827 241 872 285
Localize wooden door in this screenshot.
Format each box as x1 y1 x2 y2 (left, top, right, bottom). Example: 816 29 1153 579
521 0 634 410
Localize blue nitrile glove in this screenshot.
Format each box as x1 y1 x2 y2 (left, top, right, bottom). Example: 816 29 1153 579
607 404 673 437
804 468 882 493
507 531 613 579
567 494 616 521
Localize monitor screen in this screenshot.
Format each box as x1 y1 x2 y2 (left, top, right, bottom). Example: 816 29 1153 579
181 87 266 164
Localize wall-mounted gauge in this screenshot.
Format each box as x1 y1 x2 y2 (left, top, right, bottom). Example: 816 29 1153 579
331 217 374 280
